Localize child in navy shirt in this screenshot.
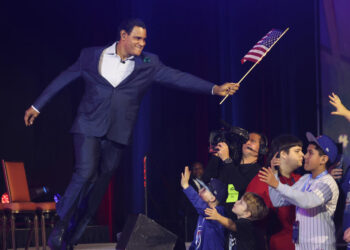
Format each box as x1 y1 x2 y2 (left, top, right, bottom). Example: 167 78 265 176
181 166 226 250
205 192 268 250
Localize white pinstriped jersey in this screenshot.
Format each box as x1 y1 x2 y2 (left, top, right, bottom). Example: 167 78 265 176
269 173 339 250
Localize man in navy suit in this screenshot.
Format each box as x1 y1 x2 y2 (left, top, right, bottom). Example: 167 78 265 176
24 18 239 249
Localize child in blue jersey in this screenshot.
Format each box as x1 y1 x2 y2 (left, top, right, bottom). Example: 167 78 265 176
181 166 226 250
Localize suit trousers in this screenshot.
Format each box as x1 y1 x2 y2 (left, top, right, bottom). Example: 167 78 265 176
55 133 125 243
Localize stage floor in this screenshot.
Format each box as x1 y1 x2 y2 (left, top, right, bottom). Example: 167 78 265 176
12 242 193 250
12 243 116 250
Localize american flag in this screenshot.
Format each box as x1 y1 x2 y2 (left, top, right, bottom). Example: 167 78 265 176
241 29 283 64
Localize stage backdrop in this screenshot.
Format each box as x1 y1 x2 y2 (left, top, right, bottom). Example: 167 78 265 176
0 0 318 241
320 0 350 172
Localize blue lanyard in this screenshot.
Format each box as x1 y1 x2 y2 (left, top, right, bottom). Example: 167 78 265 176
301 170 328 192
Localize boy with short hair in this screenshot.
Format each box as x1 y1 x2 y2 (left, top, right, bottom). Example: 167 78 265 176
181 166 226 250
259 132 339 250
205 192 268 250
246 135 304 250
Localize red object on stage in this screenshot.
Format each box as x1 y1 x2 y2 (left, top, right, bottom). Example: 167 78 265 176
143 156 147 188
1 192 9 203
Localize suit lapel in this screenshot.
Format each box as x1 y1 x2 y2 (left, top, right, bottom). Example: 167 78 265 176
91 46 116 87
94 47 106 75
116 55 143 89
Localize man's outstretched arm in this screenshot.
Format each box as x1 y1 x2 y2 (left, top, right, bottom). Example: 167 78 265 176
154 60 239 96
23 51 82 126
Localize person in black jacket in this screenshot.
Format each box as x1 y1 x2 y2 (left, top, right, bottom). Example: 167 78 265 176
203 132 268 203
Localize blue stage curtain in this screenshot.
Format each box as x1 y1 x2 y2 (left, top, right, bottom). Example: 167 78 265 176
1 0 319 239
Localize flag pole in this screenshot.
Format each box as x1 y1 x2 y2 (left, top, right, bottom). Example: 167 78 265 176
219 27 290 105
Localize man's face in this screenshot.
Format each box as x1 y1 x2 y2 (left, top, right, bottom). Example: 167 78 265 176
232 198 250 218
242 133 261 157
282 145 304 171
192 163 204 179
304 144 327 172
121 26 147 57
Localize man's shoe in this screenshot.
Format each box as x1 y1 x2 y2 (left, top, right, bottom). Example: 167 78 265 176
47 220 67 250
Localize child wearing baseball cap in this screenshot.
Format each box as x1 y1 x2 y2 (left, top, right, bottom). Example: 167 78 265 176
181 166 226 250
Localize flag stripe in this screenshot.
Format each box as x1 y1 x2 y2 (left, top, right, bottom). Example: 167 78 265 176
243 55 260 62
241 29 283 64
247 50 265 56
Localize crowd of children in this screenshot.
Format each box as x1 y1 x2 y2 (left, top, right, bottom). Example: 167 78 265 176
181 93 350 250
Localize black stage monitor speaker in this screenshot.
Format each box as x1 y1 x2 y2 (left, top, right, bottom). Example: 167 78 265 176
116 213 177 250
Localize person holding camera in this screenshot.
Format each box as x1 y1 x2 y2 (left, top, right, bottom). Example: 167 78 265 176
203 131 268 203
202 130 268 250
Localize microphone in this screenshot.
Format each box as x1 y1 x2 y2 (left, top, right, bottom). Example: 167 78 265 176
247 146 258 153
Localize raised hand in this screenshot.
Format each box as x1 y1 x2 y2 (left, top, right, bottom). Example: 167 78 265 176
329 93 350 122
181 166 191 189
270 152 280 173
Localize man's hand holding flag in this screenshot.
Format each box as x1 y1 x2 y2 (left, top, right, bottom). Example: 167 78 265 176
220 28 289 105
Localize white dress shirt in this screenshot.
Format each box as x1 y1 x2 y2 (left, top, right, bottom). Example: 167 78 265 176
99 42 135 87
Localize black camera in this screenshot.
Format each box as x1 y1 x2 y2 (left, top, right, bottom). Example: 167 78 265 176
209 121 249 165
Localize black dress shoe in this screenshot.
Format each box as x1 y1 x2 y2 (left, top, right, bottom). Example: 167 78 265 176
48 220 68 250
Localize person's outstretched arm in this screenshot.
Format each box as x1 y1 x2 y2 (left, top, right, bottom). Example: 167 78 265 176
259 167 334 209
205 207 237 231
154 59 239 96
258 167 290 207
181 166 209 216
329 92 350 122
24 51 82 126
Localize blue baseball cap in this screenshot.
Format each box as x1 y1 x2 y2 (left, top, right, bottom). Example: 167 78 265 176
306 132 338 164
195 178 226 203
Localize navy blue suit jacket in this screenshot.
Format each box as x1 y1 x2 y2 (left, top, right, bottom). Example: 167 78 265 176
33 45 214 145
